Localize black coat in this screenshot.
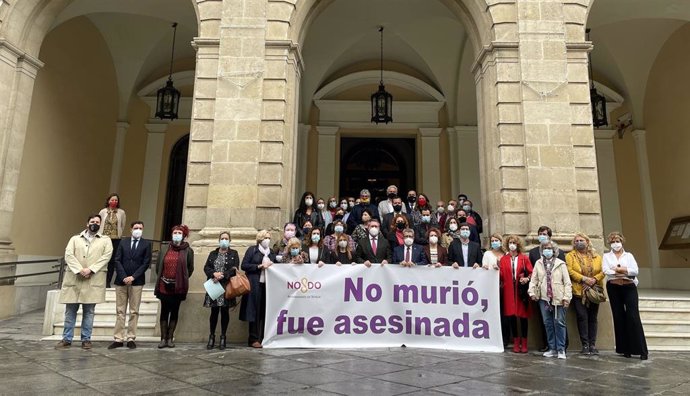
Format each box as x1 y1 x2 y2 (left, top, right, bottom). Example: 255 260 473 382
114 237 152 286
239 245 276 323
203 249 239 286
354 235 391 263
448 239 483 267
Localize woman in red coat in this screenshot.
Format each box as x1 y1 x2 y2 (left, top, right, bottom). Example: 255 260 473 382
499 234 533 353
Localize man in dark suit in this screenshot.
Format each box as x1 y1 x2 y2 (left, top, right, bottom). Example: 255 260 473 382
392 228 427 266
381 196 409 238
108 221 152 349
347 189 380 234
448 223 482 268
354 219 391 266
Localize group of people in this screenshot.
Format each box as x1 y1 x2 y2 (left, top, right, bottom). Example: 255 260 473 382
55 189 648 362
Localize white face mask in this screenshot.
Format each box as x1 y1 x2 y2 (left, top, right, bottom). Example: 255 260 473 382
369 227 380 237
172 234 183 243
334 225 344 233
404 237 414 246
436 207 445 213
338 240 348 248
305 198 313 206
449 223 458 232
429 236 439 244
317 203 325 210
508 243 517 251
340 203 348 210
447 205 455 212
260 239 271 249
131 229 143 239
610 242 623 252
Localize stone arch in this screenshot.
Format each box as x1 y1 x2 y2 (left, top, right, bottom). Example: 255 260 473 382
287 0 500 56
0 0 205 57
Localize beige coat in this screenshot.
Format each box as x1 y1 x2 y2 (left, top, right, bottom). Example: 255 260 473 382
528 257 572 306
59 231 113 304
98 208 126 238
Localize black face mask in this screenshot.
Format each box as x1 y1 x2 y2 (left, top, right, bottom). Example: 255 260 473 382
458 216 467 223
88 223 100 233
387 193 396 199
396 222 405 230
335 214 344 220
392 204 402 212
407 196 416 203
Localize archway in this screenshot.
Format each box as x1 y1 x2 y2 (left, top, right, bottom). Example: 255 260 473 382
162 134 189 240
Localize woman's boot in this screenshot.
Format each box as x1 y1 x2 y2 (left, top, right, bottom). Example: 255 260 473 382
167 320 177 348
520 337 528 353
219 335 227 350
512 338 520 353
158 321 168 349
207 334 215 350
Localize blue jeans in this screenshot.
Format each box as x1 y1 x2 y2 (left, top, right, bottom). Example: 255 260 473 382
63 303 96 342
539 300 567 352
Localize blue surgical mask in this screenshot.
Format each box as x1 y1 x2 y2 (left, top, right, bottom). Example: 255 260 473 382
421 215 431 223
462 205 471 212
172 234 183 243
334 225 344 233
491 241 501 250
538 234 549 244
290 248 300 256
460 230 471 239
311 235 321 243
543 249 554 258
219 240 230 249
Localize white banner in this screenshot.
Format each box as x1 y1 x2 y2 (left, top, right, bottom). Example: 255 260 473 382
263 264 503 352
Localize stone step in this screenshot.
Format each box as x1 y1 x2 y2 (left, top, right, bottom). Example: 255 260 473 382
639 308 690 321
647 344 690 352
54 321 158 337
42 334 160 343
644 332 690 347
642 320 690 333
639 298 690 309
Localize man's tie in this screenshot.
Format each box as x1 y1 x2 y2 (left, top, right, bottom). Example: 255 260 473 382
406 246 411 263
371 237 377 256
132 239 138 251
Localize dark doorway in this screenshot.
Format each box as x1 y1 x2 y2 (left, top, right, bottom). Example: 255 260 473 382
161 134 189 240
339 137 416 205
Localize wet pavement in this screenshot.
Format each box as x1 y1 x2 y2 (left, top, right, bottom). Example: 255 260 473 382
1 311 689 395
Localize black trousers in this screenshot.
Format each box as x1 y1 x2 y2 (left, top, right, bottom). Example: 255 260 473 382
106 238 121 287
210 306 230 335
248 284 266 344
573 297 600 346
607 282 648 356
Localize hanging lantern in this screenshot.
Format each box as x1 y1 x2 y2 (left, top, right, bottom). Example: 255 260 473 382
156 22 181 120
371 26 393 124
586 28 607 127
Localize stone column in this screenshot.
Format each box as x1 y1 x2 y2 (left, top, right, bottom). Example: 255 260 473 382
0 40 42 317
594 129 623 235
632 129 660 287
315 126 338 199
452 126 482 212
295 124 310 204
446 127 461 196
138 122 168 239
108 121 129 192
419 128 442 201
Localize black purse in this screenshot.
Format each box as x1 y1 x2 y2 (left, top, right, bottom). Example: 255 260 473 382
518 262 530 304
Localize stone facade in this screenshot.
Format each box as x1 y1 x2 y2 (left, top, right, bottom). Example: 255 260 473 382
0 0 612 345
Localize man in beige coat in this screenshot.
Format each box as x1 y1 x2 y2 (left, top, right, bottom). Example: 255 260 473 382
56 214 113 349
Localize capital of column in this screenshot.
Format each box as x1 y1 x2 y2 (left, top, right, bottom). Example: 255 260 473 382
419 127 442 137
144 122 169 134
593 129 616 140
632 129 647 141
315 125 339 136
0 39 44 77
116 121 130 131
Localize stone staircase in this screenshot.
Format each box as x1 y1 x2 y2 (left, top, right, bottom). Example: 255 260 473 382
43 287 160 342
639 291 690 351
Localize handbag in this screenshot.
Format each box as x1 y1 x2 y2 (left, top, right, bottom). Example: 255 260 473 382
583 284 607 305
225 272 251 299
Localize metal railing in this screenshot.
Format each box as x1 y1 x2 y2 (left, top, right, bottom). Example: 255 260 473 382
0 258 63 285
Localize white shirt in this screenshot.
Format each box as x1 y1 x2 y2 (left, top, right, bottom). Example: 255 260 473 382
511 255 519 279
378 199 406 219
602 250 639 286
461 241 469 267
309 246 319 263
482 250 501 270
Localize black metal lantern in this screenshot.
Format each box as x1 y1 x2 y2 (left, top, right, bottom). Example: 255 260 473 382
156 22 181 120
371 26 392 124
587 28 607 127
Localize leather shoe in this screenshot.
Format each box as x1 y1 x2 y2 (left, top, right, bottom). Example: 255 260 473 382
107 341 124 350
55 340 71 349
640 354 648 360
81 341 93 350
126 341 136 349
250 341 262 348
